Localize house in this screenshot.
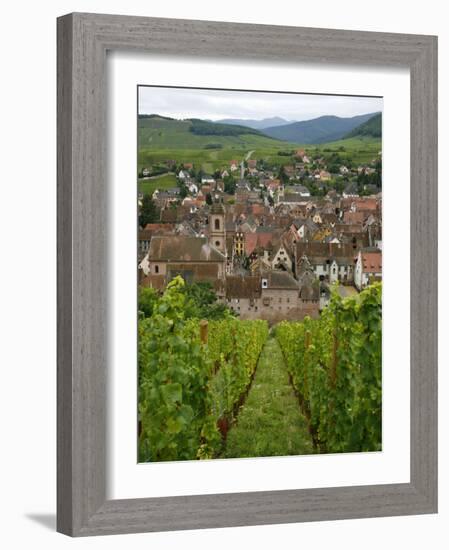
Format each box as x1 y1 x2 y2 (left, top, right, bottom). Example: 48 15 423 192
271 242 293 271
318 170 331 181
354 248 382 290
188 182 198 194
230 160 239 172
343 210 366 225
201 177 215 185
285 184 310 197
289 218 319 242
343 182 359 198
152 187 181 207
141 235 226 290
224 271 318 324
295 242 358 283
281 193 308 205
244 230 280 257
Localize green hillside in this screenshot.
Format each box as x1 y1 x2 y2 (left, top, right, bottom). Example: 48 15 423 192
307 137 382 164
138 173 177 196
137 116 381 173
138 115 300 173
345 113 382 139
138 115 286 150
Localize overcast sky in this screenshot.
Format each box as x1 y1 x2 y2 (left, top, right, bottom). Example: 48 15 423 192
138 86 382 122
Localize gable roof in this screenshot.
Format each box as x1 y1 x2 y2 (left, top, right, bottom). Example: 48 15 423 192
148 236 225 262
296 242 358 266
225 276 262 299
262 271 299 290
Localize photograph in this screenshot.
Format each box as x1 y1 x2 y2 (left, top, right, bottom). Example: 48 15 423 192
137 85 383 463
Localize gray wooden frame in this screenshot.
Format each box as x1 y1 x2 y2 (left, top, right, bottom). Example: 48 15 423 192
57 12 438 537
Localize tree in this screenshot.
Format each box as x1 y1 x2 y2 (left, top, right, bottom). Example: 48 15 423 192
205 193 213 205
138 287 160 318
179 183 188 199
183 282 235 320
223 175 236 195
139 195 159 227
278 165 289 184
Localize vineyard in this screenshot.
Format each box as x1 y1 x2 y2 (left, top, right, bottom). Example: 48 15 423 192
138 276 269 461
276 282 382 453
138 277 382 461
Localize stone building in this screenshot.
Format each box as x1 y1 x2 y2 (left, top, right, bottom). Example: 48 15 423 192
140 235 226 291
225 271 319 324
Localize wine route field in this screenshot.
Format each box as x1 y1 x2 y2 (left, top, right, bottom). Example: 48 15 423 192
138 278 381 462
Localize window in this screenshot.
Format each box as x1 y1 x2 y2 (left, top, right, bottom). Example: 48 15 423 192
214 218 220 230
215 241 221 247
154 265 159 274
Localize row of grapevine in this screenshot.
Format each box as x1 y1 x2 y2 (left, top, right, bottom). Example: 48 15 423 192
276 283 382 454
138 277 269 462
198 318 269 458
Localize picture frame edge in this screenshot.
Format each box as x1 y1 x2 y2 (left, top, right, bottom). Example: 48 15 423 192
56 12 438 537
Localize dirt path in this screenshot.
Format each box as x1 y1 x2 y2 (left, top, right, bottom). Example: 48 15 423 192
223 336 314 458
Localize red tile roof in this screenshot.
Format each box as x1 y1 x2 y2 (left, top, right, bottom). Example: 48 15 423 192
362 251 382 273
361 251 382 273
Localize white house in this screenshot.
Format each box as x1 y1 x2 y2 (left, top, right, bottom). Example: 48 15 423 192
271 244 293 271
354 249 382 290
188 182 198 194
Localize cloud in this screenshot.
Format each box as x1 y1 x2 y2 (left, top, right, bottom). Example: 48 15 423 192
138 86 382 122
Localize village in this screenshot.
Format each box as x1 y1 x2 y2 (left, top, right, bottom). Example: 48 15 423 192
138 148 382 324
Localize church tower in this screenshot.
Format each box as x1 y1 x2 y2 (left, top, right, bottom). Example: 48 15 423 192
209 202 226 254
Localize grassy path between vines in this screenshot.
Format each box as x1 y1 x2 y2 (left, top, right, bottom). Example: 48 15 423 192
222 336 314 458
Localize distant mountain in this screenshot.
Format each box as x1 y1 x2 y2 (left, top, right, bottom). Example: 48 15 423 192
261 112 380 144
214 116 292 130
344 113 382 139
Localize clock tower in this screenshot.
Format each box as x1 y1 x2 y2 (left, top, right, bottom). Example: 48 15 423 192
209 202 226 254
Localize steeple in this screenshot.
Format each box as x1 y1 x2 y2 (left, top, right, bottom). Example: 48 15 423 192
209 202 226 254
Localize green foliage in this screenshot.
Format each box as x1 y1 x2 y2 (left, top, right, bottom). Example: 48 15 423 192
138 277 212 461
276 283 382 453
138 287 159 318
223 175 236 195
201 318 269 458
188 118 262 137
138 195 159 227
183 282 235 321
204 143 224 149
345 113 382 139
223 338 314 458
278 164 289 184
138 277 269 462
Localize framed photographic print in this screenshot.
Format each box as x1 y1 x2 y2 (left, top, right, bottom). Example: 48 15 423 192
57 13 438 536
